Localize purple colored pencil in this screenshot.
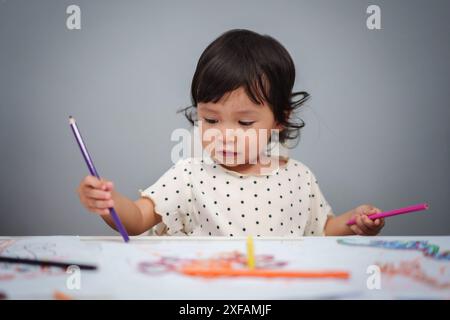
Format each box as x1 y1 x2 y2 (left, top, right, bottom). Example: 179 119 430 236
346 203 429 226
69 116 130 242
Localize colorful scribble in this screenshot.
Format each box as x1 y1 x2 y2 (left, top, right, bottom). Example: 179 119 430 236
136 250 288 277
0 264 66 281
337 239 450 261
0 240 70 281
376 258 450 289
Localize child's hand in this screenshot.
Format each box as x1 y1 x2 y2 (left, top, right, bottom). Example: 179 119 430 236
77 175 115 215
349 204 385 236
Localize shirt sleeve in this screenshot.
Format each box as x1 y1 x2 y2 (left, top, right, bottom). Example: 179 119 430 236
138 159 192 236
304 170 334 236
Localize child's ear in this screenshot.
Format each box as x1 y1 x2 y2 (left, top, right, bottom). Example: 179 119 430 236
274 122 284 131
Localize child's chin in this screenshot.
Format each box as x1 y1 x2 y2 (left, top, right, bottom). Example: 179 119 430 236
215 159 240 166
219 161 243 167
212 155 247 167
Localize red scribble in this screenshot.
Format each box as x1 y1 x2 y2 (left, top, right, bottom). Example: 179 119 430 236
377 258 450 290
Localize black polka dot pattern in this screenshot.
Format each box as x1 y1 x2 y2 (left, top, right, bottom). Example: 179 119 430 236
139 156 333 237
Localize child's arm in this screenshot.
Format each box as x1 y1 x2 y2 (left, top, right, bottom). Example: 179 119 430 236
77 175 161 235
324 204 385 236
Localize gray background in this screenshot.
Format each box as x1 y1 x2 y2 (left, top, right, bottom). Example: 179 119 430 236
1 0 449 236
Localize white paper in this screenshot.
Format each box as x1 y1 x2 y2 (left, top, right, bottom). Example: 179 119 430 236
1 236 449 299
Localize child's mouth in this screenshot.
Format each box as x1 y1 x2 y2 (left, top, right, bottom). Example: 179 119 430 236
219 150 239 158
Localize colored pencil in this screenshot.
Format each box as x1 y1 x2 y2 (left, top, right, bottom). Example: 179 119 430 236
181 266 349 279
246 235 255 269
0 256 97 271
346 203 429 226
69 116 129 242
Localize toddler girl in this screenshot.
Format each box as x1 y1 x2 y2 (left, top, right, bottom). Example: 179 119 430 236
77 29 385 237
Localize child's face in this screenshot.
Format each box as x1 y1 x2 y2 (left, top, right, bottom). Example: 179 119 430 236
197 87 283 169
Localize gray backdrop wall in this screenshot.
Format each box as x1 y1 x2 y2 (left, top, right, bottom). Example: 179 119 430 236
1 0 449 236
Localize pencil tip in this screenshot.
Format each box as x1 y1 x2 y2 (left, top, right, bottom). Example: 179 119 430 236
69 116 75 124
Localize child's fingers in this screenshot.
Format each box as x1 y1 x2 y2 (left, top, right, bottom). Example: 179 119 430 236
365 206 380 216
88 198 114 210
350 225 364 235
373 218 385 228
362 216 382 235
357 220 378 236
362 215 379 230
355 215 371 234
86 189 111 200
101 179 114 191
365 218 385 236
83 175 103 189
84 176 114 191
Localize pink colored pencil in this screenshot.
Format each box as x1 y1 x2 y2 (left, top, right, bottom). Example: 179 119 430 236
346 203 429 226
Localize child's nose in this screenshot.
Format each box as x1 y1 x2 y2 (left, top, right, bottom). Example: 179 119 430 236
216 127 237 144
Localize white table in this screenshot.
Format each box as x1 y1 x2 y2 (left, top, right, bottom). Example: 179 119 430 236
0 236 449 299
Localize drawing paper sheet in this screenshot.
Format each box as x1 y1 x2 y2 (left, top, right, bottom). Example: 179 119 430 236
0 236 449 299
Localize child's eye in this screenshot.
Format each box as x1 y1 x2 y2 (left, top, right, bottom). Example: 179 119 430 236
203 118 218 124
239 121 255 126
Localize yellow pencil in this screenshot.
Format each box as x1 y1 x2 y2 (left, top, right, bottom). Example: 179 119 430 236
246 235 255 269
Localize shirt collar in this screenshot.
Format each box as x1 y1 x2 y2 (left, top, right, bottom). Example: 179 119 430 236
201 153 291 177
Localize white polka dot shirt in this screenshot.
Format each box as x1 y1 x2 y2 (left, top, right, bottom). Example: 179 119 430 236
139 155 334 237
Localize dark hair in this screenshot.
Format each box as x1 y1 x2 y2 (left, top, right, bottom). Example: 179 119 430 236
178 29 310 147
